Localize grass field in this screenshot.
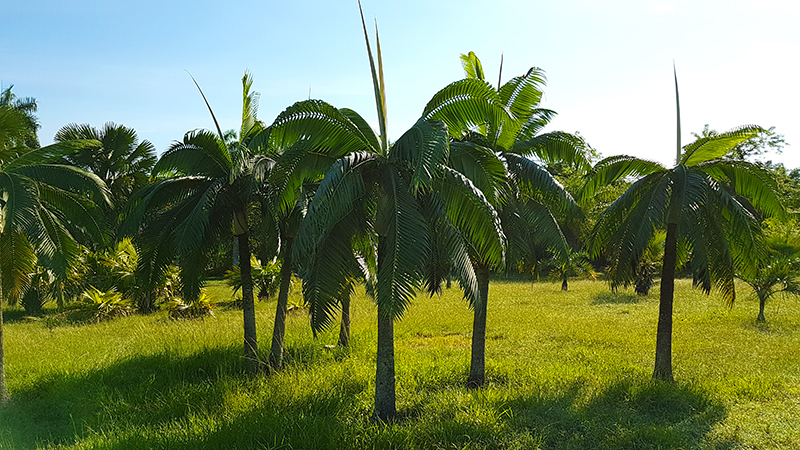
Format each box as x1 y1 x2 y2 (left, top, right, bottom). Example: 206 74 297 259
0 278 798 449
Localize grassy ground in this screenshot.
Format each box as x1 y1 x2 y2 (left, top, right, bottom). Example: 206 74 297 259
0 278 798 449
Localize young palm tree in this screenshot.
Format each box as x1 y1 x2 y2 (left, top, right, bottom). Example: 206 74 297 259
0 106 109 402
123 73 273 373
582 69 784 381
422 52 589 386
291 8 504 420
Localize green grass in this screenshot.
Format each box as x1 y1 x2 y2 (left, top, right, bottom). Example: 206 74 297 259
1 278 799 449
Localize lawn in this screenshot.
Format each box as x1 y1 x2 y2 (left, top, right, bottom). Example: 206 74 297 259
0 278 798 449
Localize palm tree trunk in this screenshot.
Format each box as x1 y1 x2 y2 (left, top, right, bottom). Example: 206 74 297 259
0 302 8 403
338 295 351 347
238 233 259 373
757 296 767 323
561 277 568 291
374 309 396 420
468 263 490 388
269 237 294 371
653 222 677 382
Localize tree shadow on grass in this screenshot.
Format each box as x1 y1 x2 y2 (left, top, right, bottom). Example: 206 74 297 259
592 291 645 305
0 351 740 450
0 346 244 449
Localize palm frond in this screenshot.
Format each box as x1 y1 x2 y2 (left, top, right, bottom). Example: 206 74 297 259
422 78 508 140
681 125 763 166
460 52 485 80
580 155 666 204
389 118 449 193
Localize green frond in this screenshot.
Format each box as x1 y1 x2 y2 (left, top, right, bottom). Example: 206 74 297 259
448 141 507 205
697 159 784 218
171 178 227 255
512 131 592 174
422 78 508 140
516 199 570 262
0 231 35 303
438 167 505 268
389 118 449 193
375 169 429 319
460 52 485 80
492 67 545 149
189 73 226 141
12 163 111 208
154 130 231 178
681 125 763 166
515 109 559 142
505 154 578 216
580 155 666 205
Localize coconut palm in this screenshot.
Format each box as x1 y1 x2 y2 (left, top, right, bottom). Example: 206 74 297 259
123 73 273 373
582 69 784 381
0 105 109 402
422 52 589 386
291 8 504 420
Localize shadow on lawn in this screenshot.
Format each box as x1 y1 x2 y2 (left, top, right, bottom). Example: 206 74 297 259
0 351 739 450
592 291 645 305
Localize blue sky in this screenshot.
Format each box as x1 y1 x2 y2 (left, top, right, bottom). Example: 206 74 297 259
3 0 799 167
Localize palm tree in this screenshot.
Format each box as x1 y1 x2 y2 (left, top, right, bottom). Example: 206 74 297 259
55 122 156 234
291 8 504 420
547 249 596 291
0 105 109 402
0 85 39 148
422 52 589 386
739 254 800 323
582 68 784 381
123 73 273 373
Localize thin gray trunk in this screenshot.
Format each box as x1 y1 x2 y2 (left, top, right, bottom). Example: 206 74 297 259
238 233 259 373
338 295 351 347
653 222 677 382
374 310 396 420
269 237 293 371
468 264 490 388
561 277 568 291
757 296 767 323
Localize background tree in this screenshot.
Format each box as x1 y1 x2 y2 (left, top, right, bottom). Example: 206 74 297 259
583 71 784 381
0 85 39 148
55 122 156 236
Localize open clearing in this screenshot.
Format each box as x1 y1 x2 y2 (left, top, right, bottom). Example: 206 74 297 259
1 279 798 449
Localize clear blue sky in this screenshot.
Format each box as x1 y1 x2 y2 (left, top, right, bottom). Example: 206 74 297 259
3 0 798 167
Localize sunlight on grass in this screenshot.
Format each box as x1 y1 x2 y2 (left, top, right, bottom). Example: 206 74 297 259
1 279 798 449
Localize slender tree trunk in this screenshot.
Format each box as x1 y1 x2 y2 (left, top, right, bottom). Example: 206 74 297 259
0 302 8 403
269 237 294 371
238 233 259 373
338 295 351 347
468 264 490 388
757 296 767 323
561 277 568 291
374 309 396 421
653 222 678 382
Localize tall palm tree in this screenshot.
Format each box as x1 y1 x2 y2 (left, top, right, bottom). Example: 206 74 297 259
55 122 156 234
422 52 589 387
582 69 784 381
0 105 109 402
123 73 273 373
291 7 504 420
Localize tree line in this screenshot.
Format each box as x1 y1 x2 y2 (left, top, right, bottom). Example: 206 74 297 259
1 12 797 420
